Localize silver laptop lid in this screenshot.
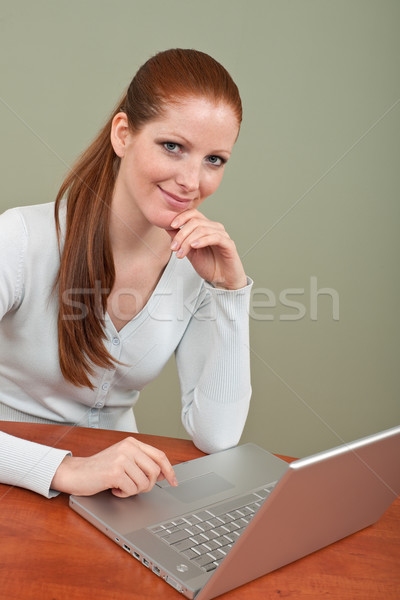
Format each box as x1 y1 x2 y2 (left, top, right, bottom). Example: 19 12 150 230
196 425 400 600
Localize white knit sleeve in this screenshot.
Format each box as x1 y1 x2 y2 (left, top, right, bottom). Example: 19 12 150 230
175 278 253 454
0 208 28 319
0 431 71 498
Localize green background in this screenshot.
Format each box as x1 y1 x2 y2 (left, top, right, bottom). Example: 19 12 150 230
1 0 399 457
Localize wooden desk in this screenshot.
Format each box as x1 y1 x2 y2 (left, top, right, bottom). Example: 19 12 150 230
0 422 399 600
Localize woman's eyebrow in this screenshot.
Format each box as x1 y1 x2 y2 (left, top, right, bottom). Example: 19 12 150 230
157 131 191 144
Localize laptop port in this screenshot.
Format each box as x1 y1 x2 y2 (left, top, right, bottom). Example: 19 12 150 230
133 551 140 560
152 565 161 576
123 544 131 553
166 576 182 592
142 557 150 568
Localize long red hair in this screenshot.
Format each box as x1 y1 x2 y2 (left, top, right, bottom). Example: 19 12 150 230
55 48 242 388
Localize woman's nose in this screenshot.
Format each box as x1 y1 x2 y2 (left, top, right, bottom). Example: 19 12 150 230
175 160 201 192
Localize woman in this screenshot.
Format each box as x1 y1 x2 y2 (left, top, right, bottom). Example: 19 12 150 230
0 49 252 498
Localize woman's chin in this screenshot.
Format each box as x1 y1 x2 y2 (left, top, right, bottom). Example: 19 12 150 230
152 212 181 232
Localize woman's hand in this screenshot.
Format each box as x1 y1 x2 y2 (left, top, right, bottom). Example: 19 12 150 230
167 209 247 290
51 437 178 497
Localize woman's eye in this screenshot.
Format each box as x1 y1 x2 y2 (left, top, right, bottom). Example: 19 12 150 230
163 142 181 153
207 155 225 167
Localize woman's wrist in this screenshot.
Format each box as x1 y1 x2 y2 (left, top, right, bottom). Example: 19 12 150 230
50 454 77 494
209 273 249 290
212 276 248 290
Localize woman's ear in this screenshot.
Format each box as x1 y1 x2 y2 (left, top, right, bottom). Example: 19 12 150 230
110 112 130 158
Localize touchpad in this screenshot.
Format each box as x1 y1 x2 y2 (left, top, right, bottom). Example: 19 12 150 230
158 472 234 503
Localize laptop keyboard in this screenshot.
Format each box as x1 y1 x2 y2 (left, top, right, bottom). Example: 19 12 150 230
148 482 277 572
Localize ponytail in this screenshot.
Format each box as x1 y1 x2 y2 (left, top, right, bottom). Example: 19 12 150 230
54 104 123 388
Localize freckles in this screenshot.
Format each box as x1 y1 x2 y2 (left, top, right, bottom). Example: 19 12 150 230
147 158 174 182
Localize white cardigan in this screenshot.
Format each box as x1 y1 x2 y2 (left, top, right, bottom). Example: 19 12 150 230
0 202 252 497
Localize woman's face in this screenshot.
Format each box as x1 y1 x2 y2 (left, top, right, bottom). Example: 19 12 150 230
111 96 240 231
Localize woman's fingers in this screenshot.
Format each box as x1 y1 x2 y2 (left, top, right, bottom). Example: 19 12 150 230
107 439 178 495
131 440 178 489
167 209 247 290
170 216 223 249
168 211 231 260
172 226 228 259
169 208 204 230
51 437 177 497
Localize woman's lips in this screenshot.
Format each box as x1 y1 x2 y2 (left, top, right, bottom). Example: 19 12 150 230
158 186 193 210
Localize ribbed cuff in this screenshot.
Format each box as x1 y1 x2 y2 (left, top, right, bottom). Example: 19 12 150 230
0 432 71 498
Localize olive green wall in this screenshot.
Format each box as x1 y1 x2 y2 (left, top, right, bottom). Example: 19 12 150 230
1 0 399 457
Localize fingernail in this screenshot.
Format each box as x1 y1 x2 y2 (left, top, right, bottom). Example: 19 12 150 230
170 240 178 250
176 249 184 258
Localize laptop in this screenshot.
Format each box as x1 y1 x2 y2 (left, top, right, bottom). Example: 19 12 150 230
70 425 400 599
